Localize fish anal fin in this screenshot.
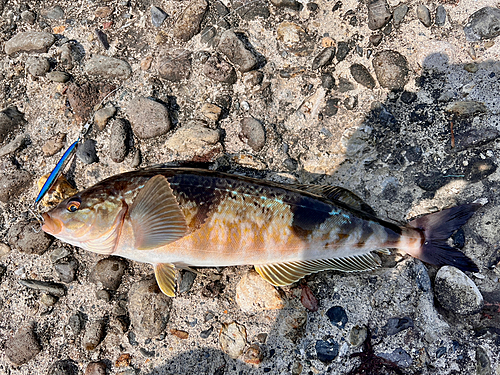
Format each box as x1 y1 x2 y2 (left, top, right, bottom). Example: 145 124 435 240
154 263 176 297
129 175 188 250
255 254 381 287
288 184 376 216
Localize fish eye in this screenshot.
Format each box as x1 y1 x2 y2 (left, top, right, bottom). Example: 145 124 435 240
66 199 81 212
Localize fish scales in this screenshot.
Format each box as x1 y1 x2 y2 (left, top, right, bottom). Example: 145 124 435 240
41 167 481 295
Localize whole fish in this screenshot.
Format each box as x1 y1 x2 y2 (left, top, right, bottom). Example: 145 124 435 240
41 167 481 296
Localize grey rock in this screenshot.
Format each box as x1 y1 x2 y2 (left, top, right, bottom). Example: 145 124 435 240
91 257 127 290
323 98 340 116
393 4 408 26
465 158 496 182
54 259 78 283
76 139 99 164
48 360 78 375
178 270 197 294
476 346 492 375
464 7 500 41
26 56 50 76
0 133 27 157
452 127 500 152
315 339 339 362
4 32 55 55
128 277 172 337
383 317 414 335
151 6 167 27
417 5 432 27
435 5 446 26
85 361 107 375
110 118 130 163
0 106 26 143
95 289 111 302
41 6 65 19
94 106 116 131
464 63 478 73
336 41 352 62
218 30 258 73
0 168 31 203
445 101 488 116
243 70 264 87
95 30 110 50
337 77 355 92
46 71 71 83
240 117 265 151
82 320 106 351
127 97 172 139
84 55 132 78
203 54 237 84
349 325 367 347
7 220 52 254
200 326 213 339
21 10 36 24
164 120 221 160
379 348 412 367
40 293 58 306
59 43 79 69
321 73 335 89
369 34 383 46
49 247 71 263
19 280 66 297
372 50 409 90
312 47 335 70
4 325 41 365
172 0 208 41
220 322 247 358
435 266 483 315
233 0 270 20
276 21 315 56
270 0 301 11
157 50 192 82
367 0 392 30
350 63 376 89
66 313 83 341
400 91 417 104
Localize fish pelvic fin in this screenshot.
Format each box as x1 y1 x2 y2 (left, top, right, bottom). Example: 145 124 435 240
154 263 176 297
406 203 483 272
255 254 381 287
129 175 188 250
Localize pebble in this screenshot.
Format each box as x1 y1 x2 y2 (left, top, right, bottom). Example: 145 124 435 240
41 6 64 19
42 133 66 156
243 343 264 365
178 270 197 294
19 279 66 297
300 283 318 312
452 128 500 152
323 98 340 116
40 293 58 306
465 158 496 182
203 54 237 84
417 5 432 27
66 313 83 342
344 95 358 110
110 119 130 163
94 106 116 131
393 4 408 26
91 257 127 290
157 50 192 82
336 41 351 62
66 82 114 124
270 0 301 10
48 360 78 375
219 322 247 359
384 317 414 335
337 77 355 92
46 71 71 83
128 277 172 337
76 139 99 164
200 326 213 339
127 97 172 139
276 21 315 56
463 63 478 73
233 0 269 20
0 133 28 157
312 47 335 70
7 220 52 254
26 56 50 76
164 120 221 161
0 167 32 203
315 338 339 362
379 348 412 367
151 6 167 27
435 5 446 26
95 6 112 18
326 306 348 329
115 353 131 367
83 320 106 351
172 0 208 41
5 31 55 56
367 0 391 30
54 259 78 283
463 7 500 41
202 279 224 297
235 270 284 312
84 55 132 79
21 10 36 24
476 346 492 375
350 63 376 89
372 50 409 90
369 34 383 46
85 361 107 375
243 70 264 87
445 101 487 116
240 117 266 151
4 325 41 365
349 325 367 346
59 43 77 69
0 242 11 258
218 30 258 73
0 106 26 143
400 91 417 104
170 328 189 339
321 73 335 89
200 103 222 122
434 266 483 315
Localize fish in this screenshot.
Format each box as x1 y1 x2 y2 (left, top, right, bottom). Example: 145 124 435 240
41 167 481 297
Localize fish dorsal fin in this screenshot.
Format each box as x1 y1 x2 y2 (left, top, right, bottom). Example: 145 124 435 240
154 263 176 297
129 175 188 250
288 184 376 216
254 254 381 286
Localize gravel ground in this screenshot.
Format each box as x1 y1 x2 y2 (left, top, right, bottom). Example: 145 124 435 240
0 0 499 374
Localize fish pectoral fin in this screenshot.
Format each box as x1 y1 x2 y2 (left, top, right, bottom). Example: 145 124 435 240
288 184 376 216
254 253 382 287
129 175 188 250
154 263 176 297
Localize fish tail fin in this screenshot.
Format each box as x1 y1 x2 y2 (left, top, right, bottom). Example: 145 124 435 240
406 202 485 272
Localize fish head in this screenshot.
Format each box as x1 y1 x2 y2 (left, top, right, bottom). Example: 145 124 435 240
42 188 128 254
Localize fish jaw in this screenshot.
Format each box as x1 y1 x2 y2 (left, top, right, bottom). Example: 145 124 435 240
42 212 62 235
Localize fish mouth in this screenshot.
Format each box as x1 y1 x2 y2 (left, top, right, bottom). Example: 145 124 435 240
42 213 62 235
